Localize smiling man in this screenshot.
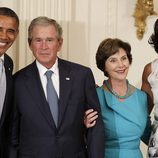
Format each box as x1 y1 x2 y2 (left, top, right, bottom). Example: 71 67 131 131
0 7 19 158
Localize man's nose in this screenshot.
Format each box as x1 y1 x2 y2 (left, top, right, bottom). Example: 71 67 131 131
0 30 8 40
41 41 48 49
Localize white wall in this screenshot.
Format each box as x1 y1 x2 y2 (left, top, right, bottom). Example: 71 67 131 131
1 0 158 87
0 0 158 157
88 0 158 88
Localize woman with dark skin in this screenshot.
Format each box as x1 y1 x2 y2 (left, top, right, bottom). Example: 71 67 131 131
141 19 158 157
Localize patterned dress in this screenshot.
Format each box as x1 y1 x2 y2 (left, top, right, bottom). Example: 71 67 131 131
147 59 158 158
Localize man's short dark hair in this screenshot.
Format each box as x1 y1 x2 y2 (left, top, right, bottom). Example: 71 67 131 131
0 7 19 27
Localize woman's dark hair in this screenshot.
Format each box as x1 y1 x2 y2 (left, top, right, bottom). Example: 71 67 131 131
148 19 158 53
96 38 132 77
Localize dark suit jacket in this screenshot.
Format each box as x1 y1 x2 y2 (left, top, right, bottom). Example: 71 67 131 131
11 58 105 158
0 54 13 157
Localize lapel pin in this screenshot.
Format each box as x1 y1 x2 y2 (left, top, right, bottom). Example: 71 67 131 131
66 77 70 80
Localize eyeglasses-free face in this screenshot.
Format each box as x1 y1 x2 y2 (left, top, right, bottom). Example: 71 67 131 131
29 24 63 69
0 15 18 56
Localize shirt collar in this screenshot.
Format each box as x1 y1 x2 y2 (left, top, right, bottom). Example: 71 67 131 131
0 54 4 62
36 58 59 77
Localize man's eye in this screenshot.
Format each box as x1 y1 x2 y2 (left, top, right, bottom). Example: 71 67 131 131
46 39 54 42
35 39 42 42
7 29 16 34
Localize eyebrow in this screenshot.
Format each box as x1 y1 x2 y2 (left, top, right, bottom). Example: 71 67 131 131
108 54 127 59
0 27 17 32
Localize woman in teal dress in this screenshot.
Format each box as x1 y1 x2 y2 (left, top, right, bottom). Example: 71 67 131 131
84 38 151 158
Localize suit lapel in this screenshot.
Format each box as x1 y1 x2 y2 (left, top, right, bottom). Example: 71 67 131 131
25 62 56 129
24 60 73 129
58 59 72 127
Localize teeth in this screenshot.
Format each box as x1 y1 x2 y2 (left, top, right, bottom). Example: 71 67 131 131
0 42 6 46
117 71 124 73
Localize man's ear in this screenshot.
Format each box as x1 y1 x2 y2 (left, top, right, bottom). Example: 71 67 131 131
15 29 19 38
28 38 32 46
58 38 63 51
59 38 63 46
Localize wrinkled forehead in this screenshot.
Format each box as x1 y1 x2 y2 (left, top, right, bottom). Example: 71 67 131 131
31 25 58 38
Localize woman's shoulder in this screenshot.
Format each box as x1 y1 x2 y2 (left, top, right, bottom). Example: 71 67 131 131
144 59 158 72
142 59 158 82
143 62 152 75
96 85 103 92
142 62 152 82
132 87 148 108
133 86 147 98
143 58 158 72
96 85 107 98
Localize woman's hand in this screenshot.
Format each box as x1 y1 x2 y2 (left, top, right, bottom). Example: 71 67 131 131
84 109 98 128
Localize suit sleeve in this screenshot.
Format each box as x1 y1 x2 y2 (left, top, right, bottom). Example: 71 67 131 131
85 68 105 158
9 77 20 158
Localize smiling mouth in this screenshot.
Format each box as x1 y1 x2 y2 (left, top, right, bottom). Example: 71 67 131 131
0 42 8 47
40 53 50 56
117 70 126 73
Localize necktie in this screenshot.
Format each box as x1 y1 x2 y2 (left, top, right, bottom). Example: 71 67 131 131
45 70 58 126
0 59 2 80
0 58 6 116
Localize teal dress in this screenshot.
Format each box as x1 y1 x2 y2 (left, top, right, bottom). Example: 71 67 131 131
97 86 151 158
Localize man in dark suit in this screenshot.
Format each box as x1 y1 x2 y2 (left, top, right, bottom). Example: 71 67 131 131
0 7 19 158
11 16 105 158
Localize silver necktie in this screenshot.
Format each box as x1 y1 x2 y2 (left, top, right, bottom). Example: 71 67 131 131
45 70 58 126
0 58 6 117
0 59 2 80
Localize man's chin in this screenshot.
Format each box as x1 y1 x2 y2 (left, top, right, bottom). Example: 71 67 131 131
0 51 6 56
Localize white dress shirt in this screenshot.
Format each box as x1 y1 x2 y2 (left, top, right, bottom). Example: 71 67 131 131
36 59 60 99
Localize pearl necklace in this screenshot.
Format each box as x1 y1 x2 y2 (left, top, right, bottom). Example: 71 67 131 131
104 80 130 99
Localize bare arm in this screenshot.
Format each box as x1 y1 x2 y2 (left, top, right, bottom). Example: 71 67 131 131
141 63 154 114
